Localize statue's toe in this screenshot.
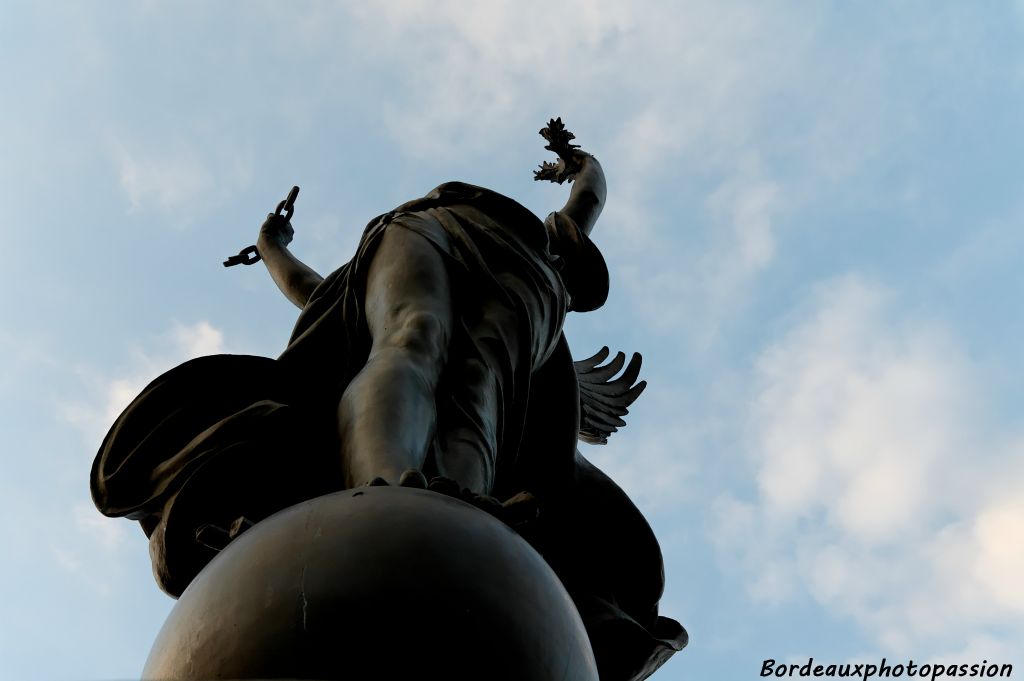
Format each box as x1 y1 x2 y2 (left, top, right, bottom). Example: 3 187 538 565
398 469 428 489
500 491 540 526
426 476 461 497
423 478 538 529
464 491 504 517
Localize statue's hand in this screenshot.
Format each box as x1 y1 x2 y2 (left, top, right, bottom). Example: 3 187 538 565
257 213 294 248
534 117 590 185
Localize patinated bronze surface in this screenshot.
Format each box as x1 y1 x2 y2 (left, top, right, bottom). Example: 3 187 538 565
92 119 687 680
143 487 601 681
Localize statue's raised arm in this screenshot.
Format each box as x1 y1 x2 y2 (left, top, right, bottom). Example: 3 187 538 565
534 119 609 313
222 186 325 309
256 210 325 309
534 117 607 238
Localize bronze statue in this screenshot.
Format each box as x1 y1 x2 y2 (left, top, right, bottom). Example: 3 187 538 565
92 120 686 681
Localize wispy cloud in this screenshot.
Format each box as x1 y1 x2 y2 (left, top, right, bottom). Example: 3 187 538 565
341 0 635 158
112 139 253 215
73 502 128 552
115 142 212 212
44 502 131 598
53 321 228 595
585 418 700 515
62 321 226 448
703 160 781 295
712 275 1024 654
46 503 134 598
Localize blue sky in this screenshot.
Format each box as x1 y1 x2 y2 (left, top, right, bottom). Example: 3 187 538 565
2 2 1022 679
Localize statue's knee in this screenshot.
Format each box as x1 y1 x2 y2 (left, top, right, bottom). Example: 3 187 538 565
383 310 449 362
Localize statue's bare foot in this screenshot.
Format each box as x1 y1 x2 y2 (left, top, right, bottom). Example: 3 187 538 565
362 470 427 488
427 475 461 497
499 491 540 527
425 476 539 529
398 469 428 489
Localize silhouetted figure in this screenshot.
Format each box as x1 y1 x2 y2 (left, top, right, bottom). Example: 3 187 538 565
92 120 686 681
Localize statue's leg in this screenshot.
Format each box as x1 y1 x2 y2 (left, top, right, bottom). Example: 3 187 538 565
435 299 525 497
338 224 452 487
435 354 499 495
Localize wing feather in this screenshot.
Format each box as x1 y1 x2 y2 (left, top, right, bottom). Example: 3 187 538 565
574 348 647 444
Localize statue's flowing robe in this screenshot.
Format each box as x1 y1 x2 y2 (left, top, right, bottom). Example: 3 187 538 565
91 182 685 681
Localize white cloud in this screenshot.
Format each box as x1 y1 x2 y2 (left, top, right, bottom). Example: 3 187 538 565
54 321 228 594
171 320 224 358
73 502 128 552
51 545 83 574
113 140 252 215
970 493 1024 610
115 142 212 212
933 633 1022 667
335 0 812 342
0 331 58 392
62 321 226 448
713 275 1024 655
585 419 698 515
706 162 780 280
938 200 1024 282
46 504 134 598
610 155 786 349
340 0 636 158
751 278 970 536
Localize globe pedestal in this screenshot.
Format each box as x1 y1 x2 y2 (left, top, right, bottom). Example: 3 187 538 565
143 487 599 681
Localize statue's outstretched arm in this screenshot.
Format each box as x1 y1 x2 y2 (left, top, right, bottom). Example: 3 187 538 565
558 153 605 238
534 118 606 237
256 214 324 309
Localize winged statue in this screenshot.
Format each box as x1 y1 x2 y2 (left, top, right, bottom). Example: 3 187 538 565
91 119 686 681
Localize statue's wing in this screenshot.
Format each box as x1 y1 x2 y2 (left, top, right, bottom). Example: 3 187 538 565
574 347 647 445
